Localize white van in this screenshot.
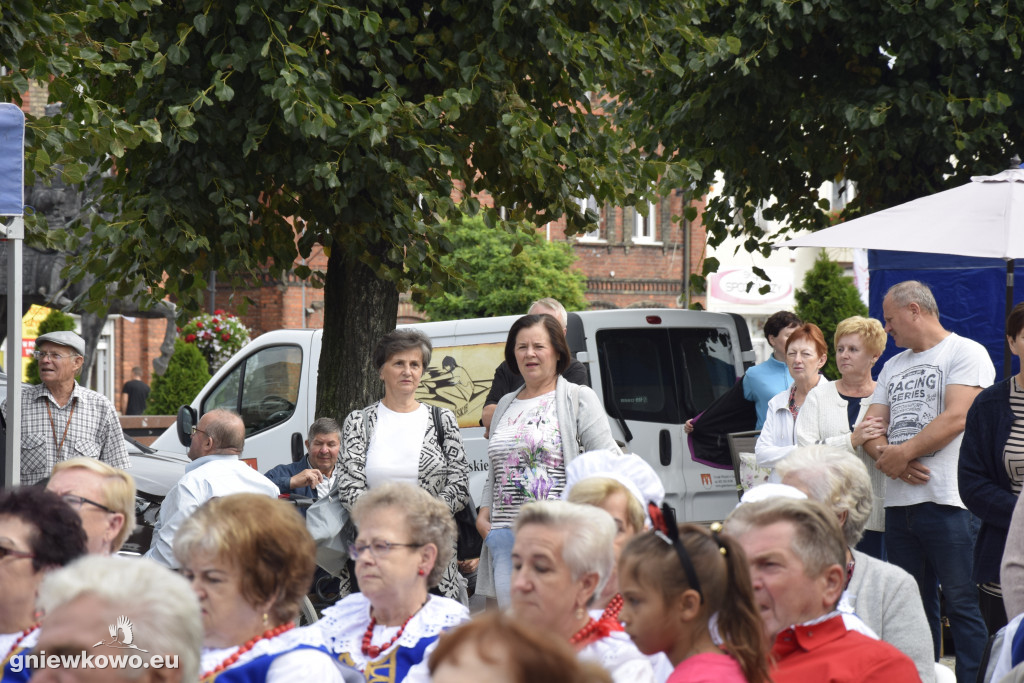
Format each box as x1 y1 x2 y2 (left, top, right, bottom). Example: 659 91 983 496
147 309 754 523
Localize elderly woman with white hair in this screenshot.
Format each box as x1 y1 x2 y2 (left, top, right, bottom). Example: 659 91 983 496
33 555 202 683
510 500 654 683
776 445 936 683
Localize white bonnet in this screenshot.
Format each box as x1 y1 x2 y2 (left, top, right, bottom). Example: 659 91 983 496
563 450 665 526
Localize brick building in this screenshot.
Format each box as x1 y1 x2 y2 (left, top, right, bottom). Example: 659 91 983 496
106 193 711 403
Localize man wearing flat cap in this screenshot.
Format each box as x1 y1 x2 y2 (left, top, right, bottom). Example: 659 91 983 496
1 330 129 484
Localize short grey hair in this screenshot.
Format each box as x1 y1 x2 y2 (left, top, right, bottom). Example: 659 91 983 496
351 482 455 587
514 500 615 604
37 555 201 681
776 445 873 547
373 329 432 370
203 408 245 451
726 497 846 580
529 298 568 328
886 280 939 317
308 416 341 442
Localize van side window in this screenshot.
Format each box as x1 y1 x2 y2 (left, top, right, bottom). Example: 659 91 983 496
201 345 303 436
596 328 735 424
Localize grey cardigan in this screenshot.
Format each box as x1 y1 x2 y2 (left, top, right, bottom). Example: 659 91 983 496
481 375 621 508
843 548 936 683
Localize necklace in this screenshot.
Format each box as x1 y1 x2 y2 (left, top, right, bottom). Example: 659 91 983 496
568 616 622 650
361 599 428 658
3 622 40 665
45 398 77 458
601 594 623 622
200 622 294 681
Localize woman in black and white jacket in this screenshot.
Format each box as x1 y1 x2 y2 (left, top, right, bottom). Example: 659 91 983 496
336 329 470 603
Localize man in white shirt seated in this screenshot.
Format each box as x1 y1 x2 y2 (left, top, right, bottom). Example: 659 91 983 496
264 417 341 506
145 409 278 567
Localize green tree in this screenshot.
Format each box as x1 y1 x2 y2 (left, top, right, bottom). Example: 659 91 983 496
612 0 1024 287
794 254 869 380
5 0 688 421
416 216 586 321
26 309 77 385
145 340 211 415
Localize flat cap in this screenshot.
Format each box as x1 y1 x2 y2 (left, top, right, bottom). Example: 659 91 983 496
36 330 85 357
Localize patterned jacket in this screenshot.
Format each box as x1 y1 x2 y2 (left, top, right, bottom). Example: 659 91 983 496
335 402 469 603
337 402 469 515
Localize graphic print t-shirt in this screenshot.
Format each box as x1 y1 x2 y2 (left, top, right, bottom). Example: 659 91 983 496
871 333 994 508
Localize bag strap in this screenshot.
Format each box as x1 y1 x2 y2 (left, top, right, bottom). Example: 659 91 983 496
431 404 445 450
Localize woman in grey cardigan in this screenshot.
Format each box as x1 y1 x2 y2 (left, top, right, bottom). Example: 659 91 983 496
475 314 620 607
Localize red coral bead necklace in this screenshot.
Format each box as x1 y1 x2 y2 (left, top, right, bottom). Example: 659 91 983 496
200 622 294 681
362 598 428 658
2 622 40 665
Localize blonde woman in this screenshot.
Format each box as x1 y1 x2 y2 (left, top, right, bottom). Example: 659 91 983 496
795 316 888 559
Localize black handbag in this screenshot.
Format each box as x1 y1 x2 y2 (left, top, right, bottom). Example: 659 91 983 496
431 405 483 560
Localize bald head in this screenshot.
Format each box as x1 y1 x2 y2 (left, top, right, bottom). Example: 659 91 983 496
188 409 245 460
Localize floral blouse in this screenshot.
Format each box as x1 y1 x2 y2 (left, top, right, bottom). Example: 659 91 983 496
487 391 564 528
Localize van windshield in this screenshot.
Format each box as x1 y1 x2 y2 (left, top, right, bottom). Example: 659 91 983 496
202 345 303 436
596 328 736 424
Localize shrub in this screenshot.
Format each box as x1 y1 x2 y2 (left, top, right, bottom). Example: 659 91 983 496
26 309 78 385
145 340 211 415
178 310 251 374
794 253 869 380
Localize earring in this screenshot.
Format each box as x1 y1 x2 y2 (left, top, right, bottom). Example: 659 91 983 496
262 612 269 627
417 568 426 576
574 607 585 620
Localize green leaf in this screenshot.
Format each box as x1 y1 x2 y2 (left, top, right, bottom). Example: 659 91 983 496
194 14 211 37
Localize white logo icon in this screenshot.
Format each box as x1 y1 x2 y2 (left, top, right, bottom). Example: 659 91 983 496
93 616 148 652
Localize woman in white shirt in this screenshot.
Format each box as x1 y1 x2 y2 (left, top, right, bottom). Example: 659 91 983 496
755 323 828 479
337 329 470 603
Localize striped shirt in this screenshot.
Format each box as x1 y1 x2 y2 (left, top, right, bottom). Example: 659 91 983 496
1 382 130 484
1004 377 1024 493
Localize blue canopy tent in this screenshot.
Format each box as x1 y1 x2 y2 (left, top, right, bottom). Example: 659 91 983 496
868 251 1024 382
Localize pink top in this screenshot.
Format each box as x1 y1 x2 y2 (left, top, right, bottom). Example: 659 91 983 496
666 652 747 683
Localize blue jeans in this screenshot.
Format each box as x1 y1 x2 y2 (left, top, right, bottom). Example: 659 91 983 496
855 529 886 561
885 503 987 683
485 527 515 609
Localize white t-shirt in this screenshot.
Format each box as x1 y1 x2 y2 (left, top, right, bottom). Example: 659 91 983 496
871 333 995 508
365 403 428 489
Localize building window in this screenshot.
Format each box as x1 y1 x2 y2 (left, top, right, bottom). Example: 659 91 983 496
575 196 603 241
633 201 657 243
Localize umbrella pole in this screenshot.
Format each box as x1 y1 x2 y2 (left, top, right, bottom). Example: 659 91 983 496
1008 259 1015 380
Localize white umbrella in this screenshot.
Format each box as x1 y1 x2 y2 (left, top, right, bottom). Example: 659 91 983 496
773 167 1024 374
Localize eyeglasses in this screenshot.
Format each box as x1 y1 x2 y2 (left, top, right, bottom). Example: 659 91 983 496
59 493 116 514
347 540 424 561
190 426 209 438
32 351 77 361
0 545 35 561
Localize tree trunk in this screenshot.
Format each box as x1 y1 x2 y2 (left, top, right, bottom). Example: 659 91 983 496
316 245 400 422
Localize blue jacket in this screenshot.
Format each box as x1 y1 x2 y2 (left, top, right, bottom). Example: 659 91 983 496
264 457 318 500
959 377 1017 583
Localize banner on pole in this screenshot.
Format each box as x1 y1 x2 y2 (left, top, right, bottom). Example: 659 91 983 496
0 102 25 217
